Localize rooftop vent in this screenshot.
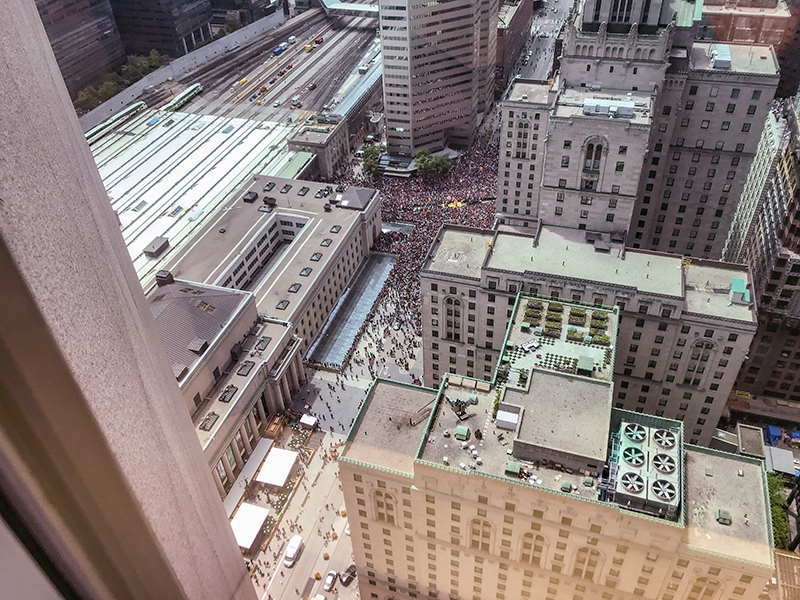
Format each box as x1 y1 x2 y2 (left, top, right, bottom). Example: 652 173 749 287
155 270 175 286
653 453 676 474
653 429 677 449
715 509 732 525
624 422 647 443
143 236 170 258
243 191 258 203
729 278 751 305
711 44 732 69
188 337 209 355
621 471 645 493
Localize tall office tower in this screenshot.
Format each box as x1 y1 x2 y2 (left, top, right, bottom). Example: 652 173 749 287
110 0 213 57
699 0 800 98
34 0 126 97
0 3 255 599
419 224 756 446
380 0 498 156
722 101 800 403
629 42 779 259
340 372 773 600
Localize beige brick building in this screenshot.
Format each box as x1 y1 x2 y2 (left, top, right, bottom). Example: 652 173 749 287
419 224 756 446
340 358 773 600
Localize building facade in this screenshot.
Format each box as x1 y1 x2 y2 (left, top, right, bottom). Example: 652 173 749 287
496 0 535 86
722 100 800 402
110 0 213 57
380 0 497 155
147 176 381 498
35 0 126 97
288 119 351 179
340 372 774 600
419 224 756 446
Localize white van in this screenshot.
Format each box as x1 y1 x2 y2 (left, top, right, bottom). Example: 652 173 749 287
283 535 303 567
288 36 297 44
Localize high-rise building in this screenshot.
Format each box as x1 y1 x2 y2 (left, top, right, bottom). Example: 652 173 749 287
496 0 780 259
340 342 774 600
496 0 535 87
110 0 213 57
721 99 800 404
631 41 779 259
0 3 256 598
380 0 498 156
34 0 126 97
419 224 756 446
699 0 800 98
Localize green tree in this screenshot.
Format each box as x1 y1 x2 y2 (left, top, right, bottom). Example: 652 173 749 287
97 79 121 102
415 148 451 175
74 86 100 111
768 472 790 549
362 145 381 177
145 49 166 70
121 59 145 84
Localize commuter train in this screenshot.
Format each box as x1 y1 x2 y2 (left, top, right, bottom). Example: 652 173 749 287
162 83 203 112
84 101 146 146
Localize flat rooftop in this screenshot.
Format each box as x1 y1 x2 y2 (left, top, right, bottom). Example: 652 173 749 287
691 42 779 76
290 123 341 145
554 88 653 124
507 80 551 104
684 446 773 567
488 226 683 297
165 176 378 321
425 228 493 279
684 261 755 323
343 379 433 474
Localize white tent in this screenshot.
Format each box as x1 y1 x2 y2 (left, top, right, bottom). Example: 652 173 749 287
255 447 298 487
300 414 317 429
230 503 269 549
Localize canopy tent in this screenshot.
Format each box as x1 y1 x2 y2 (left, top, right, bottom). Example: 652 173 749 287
255 447 298 487
300 414 317 429
230 503 269 550
766 425 782 446
224 437 273 517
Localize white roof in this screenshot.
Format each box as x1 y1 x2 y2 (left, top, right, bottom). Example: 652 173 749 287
300 414 317 427
256 447 298 487
230 502 269 548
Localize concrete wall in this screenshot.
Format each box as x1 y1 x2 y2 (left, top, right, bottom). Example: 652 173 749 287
79 10 285 131
0 3 256 599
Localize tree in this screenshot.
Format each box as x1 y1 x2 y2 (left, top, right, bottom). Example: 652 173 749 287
74 86 99 111
768 472 790 549
362 145 381 177
415 148 451 175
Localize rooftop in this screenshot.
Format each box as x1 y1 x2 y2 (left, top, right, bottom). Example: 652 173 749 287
506 80 551 104
165 176 379 321
683 261 755 323
691 42 779 76
684 446 773 567
554 88 653 124
147 279 254 382
425 228 494 279
290 122 342 146
344 379 434 475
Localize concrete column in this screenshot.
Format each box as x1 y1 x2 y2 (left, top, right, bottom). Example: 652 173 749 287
256 393 268 423
288 360 299 390
182 36 189 55
280 376 291 407
248 412 260 442
240 423 252 454
221 452 236 483
212 467 225 497
0 3 256 598
296 354 306 385
230 439 244 469
264 384 278 413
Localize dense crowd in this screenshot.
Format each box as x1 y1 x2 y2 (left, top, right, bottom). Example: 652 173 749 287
318 139 499 370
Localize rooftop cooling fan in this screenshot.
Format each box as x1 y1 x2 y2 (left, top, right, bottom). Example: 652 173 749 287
623 446 645 466
624 423 646 443
620 472 645 493
653 429 676 449
653 454 676 474
651 479 677 501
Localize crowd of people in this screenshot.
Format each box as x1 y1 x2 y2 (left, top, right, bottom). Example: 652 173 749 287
320 139 499 371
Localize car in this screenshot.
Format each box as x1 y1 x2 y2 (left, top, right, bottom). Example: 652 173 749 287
273 101 281 107
345 523 350 535
269 78 276 84
287 63 293 69
392 320 401 330
323 570 337 591
339 564 356 586
279 68 286 75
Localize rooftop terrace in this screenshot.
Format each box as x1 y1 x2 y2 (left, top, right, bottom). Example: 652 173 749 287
691 42 779 76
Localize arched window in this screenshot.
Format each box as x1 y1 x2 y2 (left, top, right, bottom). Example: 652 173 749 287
444 297 461 342
585 143 595 169
374 491 396 525
520 533 547 565
687 577 721 600
593 145 602 169
469 519 493 552
572 547 602 581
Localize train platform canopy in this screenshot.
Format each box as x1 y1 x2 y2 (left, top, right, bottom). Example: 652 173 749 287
230 503 270 549
255 447 298 487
